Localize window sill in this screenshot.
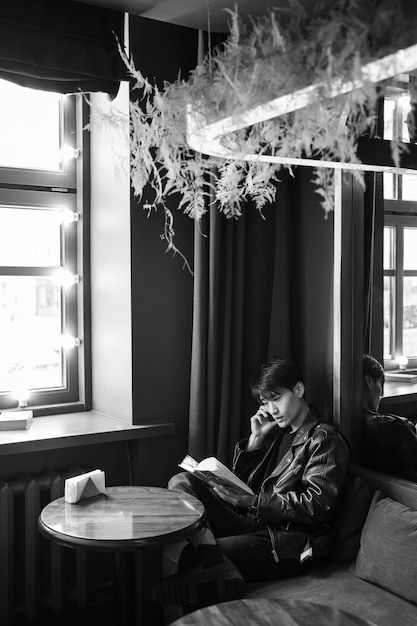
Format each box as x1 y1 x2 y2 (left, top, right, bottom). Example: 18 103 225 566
0 411 175 455
381 380 417 406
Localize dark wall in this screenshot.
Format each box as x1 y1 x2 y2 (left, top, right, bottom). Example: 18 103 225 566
289 168 334 421
0 441 131 482
129 17 197 485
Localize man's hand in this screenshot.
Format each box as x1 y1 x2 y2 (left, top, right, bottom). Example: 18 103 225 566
246 406 277 451
212 484 257 508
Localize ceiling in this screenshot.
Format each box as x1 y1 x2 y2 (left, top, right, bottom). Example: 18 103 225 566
76 0 319 32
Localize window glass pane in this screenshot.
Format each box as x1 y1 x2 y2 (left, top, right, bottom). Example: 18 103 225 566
404 228 417 270
0 79 62 171
383 89 412 200
402 174 417 201
383 173 394 200
403 276 417 357
401 95 411 142
383 226 395 270
383 275 394 359
0 277 62 393
0 207 61 266
384 94 411 142
384 99 396 141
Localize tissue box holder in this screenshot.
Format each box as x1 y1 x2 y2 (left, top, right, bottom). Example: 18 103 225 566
65 469 106 504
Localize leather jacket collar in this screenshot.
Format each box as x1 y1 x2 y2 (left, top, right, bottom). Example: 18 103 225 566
289 406 320 445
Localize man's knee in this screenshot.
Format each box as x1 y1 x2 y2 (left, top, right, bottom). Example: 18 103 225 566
168 471 196 493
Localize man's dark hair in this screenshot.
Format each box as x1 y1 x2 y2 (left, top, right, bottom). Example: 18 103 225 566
363 354 385 383
251 357 304 403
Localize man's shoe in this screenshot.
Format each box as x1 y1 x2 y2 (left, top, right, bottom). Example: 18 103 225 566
151 559 245 607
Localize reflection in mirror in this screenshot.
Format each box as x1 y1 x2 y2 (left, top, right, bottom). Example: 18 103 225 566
361 354 417 482
382 73 417 369
362 73 417 480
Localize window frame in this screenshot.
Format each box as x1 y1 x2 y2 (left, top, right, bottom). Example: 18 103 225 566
383 80 412 201
0 93 77 189
0 90 90 414
384 202 417 369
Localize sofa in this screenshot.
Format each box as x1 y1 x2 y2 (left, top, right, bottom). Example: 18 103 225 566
244 465 417 626
164 465 417 626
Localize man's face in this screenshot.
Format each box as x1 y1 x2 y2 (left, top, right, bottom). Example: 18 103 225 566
261 384 305 432
364 374 383 412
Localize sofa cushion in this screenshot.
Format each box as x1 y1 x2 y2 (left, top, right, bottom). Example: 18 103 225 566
330 476 371 562
245 560 417 626
352 489 417 605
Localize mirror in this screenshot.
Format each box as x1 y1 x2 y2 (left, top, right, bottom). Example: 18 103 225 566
359 72 417 481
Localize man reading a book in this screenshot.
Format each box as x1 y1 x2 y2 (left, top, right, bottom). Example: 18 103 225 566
153 358 350 608
361 353 417 480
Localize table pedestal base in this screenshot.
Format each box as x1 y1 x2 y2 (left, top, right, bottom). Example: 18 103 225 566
113 548 164 626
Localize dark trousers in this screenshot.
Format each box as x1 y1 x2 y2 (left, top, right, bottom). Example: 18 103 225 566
168 472 310 583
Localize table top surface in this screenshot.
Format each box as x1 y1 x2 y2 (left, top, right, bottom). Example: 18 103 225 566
170 598 378 626
38 486 205 551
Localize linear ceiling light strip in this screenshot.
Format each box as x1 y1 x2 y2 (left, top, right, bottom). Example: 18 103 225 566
186 43 417 174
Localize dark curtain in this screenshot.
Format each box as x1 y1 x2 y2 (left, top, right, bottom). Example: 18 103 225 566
0 0 126 97
363 172 384 362
188 175 293 464
187 31 293 463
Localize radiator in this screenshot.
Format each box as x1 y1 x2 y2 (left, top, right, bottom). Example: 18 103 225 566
0 466 89 625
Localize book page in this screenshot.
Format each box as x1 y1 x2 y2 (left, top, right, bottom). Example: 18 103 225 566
179 455 198 472
196 457 253 494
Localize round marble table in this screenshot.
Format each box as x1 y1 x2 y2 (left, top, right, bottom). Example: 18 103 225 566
39 486 205 625
170 598 378 626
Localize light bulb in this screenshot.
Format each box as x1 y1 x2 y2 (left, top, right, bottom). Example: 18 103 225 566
60 145 81 161
61 335 81 349
13 388 30 408
52 269 81 287
60 209 81 224
397 355 408 371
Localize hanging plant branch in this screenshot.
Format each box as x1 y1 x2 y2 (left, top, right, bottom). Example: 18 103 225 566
110 0 417 265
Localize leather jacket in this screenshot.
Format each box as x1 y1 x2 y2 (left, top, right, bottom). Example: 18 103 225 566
232 407 350 561
361 410 417 481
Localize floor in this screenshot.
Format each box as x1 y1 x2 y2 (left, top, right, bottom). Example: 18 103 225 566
14 599 166 626
11 547 169 625
14 602 113 626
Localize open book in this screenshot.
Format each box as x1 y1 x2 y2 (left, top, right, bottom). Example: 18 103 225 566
179 455 255 507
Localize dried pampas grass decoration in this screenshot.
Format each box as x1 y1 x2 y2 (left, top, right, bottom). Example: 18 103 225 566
115 0 417 266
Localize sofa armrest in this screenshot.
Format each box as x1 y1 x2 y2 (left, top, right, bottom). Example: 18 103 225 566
351 464 417 509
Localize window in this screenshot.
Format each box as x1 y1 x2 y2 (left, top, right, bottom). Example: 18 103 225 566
383 75 417 367
384 218 417 364
383 80 417 202
0 79 89 412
